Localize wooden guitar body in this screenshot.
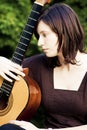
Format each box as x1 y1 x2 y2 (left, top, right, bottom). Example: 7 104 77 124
0 68 41 125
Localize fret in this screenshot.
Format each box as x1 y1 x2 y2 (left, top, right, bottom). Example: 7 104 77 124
24 26 34 35
22 31 32 39
13 49 25 62
2 80 14 88
24 28 32 35
32 9 40 14
14 52 24 57
0 87 10 95
3 82 13 88
14 49 26 58
17 42 28 48
17 47 25 52
2 85 11 91
21 35 30 41
26 24 34 29
19 41 28 46
29 17 37 22
13 53 23 61
13 56 22 62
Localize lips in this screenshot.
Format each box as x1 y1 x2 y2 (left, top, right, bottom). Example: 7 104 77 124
42 48 48 52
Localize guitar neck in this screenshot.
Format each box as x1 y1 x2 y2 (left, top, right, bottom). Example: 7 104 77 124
12 3 43 65
1 3 43 97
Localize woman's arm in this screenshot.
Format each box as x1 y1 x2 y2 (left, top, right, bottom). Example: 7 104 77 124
9 120 87 130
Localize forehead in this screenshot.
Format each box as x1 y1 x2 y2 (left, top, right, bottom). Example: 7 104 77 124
37 20 52 33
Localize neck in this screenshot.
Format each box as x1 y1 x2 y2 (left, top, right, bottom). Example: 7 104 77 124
57 51 65 65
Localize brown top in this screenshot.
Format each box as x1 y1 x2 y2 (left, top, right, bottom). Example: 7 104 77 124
23 54 87 128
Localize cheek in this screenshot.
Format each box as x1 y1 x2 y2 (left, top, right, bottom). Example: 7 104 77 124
51 33 58 44
49 42 58 56
50 36 58 49
53 44 58 54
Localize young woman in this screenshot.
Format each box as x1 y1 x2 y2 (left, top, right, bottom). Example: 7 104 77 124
0 2 87 130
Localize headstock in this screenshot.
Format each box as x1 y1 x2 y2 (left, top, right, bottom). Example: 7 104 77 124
35 0 51 5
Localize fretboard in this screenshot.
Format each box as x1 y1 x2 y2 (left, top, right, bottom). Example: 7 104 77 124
12 3 42 65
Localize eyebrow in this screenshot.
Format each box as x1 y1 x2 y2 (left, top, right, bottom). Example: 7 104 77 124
38 30 49 35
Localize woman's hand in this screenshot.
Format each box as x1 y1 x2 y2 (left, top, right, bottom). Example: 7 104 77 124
0 56 25 82
10 120 39 130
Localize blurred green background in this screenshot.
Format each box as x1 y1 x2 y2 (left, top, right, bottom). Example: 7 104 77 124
0 0 87 59
0 0 87 128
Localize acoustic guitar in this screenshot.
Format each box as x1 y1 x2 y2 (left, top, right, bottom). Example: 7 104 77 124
0 0 50 125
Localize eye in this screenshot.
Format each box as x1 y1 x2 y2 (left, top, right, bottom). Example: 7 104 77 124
42 33 46 37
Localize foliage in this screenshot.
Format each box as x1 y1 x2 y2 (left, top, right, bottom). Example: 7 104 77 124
0 0 40 58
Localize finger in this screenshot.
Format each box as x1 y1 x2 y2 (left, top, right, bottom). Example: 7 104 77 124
3 65 25 77
5 71 20 81
9 67 25 77
10 62 23 71
0 57 23 71
0 72 13 82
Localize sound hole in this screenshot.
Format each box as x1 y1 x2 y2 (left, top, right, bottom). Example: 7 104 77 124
0 92 8 110
0 92 13 116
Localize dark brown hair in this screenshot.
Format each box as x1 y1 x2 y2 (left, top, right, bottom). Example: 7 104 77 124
36 3 85 66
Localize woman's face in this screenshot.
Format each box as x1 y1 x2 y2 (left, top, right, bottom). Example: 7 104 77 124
37 20 59 57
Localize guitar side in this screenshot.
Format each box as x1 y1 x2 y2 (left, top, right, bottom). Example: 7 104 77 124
0 68 41 125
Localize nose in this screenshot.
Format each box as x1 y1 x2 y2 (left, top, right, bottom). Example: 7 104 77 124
37 36 44 47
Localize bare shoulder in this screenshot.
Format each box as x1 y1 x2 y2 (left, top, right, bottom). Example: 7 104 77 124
80 53 87 67
81 53 87 60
